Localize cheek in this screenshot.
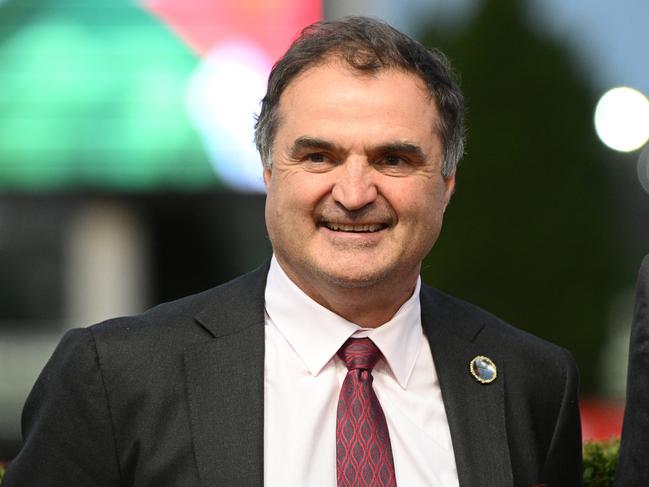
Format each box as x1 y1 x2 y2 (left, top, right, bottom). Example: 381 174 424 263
266 177 322 227
282 174 334 212
391 183 447 228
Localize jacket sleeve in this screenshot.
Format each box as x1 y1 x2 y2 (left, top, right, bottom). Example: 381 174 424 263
3 328 122 487
540 347 584 486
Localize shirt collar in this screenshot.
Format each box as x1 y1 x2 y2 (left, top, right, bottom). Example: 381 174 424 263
264 255 423 388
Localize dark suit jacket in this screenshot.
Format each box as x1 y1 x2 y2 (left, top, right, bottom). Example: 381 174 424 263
4 262 583 487
614 254 649 486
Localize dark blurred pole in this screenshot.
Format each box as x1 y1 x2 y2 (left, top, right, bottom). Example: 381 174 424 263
614 253 649 486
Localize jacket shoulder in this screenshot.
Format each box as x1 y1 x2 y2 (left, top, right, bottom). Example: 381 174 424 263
90 261 269 343
420 283 576 368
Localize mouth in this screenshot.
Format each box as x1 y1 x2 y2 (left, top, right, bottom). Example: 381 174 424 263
322 222 389 233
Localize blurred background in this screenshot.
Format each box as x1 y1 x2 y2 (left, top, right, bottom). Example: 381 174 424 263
1 0 648 460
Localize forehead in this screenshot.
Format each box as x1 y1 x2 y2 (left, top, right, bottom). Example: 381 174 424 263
275 63 440 146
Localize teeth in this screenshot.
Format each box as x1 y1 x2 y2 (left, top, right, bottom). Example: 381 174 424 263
326 223 384 232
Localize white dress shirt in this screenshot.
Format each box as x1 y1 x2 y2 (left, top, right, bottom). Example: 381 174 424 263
264 256 459 486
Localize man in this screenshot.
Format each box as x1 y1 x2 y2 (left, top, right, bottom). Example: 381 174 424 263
614 254 649 486
4 16 582 487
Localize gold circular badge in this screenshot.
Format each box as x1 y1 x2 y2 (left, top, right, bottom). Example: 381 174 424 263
469 355 497 384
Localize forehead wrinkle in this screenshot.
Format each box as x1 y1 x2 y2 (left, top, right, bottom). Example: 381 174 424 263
276 67 443 163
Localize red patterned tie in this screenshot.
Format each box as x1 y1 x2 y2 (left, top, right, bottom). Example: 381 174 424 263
336 338 397 487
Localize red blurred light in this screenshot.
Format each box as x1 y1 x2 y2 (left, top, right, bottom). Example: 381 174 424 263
142 0 322 60
580 397 624 441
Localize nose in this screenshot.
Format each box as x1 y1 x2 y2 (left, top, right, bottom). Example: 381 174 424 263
330 159 378 211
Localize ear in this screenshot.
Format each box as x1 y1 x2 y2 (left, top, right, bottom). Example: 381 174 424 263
263 167 272 189
443 173 456 209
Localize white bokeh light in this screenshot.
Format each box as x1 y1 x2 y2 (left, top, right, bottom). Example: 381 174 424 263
186 41 272 192
594 87 649 152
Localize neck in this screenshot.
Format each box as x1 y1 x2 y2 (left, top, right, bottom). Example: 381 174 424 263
277 260 419 328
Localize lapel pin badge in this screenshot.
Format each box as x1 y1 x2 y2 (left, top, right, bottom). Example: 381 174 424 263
469 355 497 384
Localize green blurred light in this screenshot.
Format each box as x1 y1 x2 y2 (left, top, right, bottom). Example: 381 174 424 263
0 1 215 191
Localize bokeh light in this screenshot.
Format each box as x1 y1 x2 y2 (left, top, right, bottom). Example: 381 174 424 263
0 4 213 191
186 42 271 192
594 87 649 152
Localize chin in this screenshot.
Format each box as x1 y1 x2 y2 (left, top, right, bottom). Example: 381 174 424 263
313 263 395 289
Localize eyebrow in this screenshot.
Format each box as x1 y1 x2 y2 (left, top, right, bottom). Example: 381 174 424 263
288 137 426 162
288 137 337 159
373 142 426 162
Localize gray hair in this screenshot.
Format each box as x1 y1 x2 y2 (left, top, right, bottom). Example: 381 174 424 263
254 16 465 177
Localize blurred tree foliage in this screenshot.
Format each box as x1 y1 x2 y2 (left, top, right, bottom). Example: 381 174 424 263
419 0 622 393
583 439 619 487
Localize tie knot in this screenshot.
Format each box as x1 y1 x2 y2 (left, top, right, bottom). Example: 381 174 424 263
337 338 382 371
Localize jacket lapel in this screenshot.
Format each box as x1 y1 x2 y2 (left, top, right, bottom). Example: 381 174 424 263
183 264 269 487
421 287 513 487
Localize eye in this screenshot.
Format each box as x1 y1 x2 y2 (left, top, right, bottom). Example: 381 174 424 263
383 155 404 166
301 152 337 172
374 154 414 175
307 152 328 163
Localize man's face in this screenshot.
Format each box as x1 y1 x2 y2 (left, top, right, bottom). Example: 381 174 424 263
264 62 455 297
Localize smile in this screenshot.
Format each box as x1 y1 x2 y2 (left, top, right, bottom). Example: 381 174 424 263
323 222 388 233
